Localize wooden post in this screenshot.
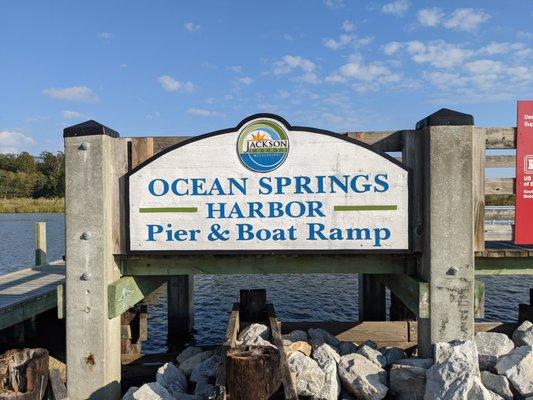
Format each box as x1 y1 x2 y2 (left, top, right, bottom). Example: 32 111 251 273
416 109 476 357
358 274 386 321
167 275 194 349
35 221 47 266
240 289 267 322
64 121 126 399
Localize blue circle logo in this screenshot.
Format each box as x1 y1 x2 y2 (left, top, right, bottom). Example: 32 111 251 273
237 120 290 172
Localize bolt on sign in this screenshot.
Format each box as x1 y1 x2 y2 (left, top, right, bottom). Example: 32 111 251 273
127 114 410 253
515 100 533 244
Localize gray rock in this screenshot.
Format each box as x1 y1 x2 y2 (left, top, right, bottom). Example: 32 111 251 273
313 342 340 366
495 345 533 397
474 332 514 370
380 347 407 366
338 353 388 400
287 350 325 397
132 382 174 400
156 362 187 395
435 340 480 377
122 386 138 400
282 329 308 343
178 351 214 376
425 341 480 400
468 377 505 400
173 393 203 400
308 328 340 348
394 358 434 369
193 377 215 398
317 357 341 400
512 320 533 347
237 323 269 343
390 364 426 400
339 341 359 356
480 371 513 400
176 346 203 364
190 354 221 383
361 339 378 349
357 345 386 368
242 335 276 348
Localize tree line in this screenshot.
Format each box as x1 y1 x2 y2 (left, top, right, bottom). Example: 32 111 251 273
0 152 65 198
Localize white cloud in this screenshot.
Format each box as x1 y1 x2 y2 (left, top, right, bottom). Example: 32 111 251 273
417 8 444 27
62 110 83 119
157 75 195 92
405 40 473 68
99 32 112 39
0 131 35 154
443 8 490 32
187 108 225 117
324 34 353 50
237 76 254 85
342 20 355 32
383 41 402 55
184 22 200 32
43 86 99 102
324 0 345 9
274 55 316 74
381 0 410 16
227 65 243 73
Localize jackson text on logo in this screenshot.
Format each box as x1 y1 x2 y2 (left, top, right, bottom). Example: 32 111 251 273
237 120 289 172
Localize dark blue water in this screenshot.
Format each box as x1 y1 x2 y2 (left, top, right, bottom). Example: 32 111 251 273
1 213 531 352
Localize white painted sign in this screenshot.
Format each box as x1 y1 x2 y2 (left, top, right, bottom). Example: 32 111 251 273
127 115 410 253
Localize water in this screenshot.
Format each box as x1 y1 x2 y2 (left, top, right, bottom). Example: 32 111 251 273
1 213 531 352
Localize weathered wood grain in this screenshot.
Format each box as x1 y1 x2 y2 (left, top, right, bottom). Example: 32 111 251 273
484 224 513 241
485 178 515 195
480 127 517 149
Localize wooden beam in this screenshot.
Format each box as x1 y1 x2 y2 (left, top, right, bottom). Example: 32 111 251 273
57 283 65 319
484 224 513 241
358 274 386 321
0 290 58 331
486 155 515 168
35 221 47 266
375 274 429 318
485 178 515 195
475 257 533 275
119 254 407 275
481 127 516 149
108 276 166 319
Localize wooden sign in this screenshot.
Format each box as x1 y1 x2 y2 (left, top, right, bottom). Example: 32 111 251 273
127 114 410 253
515 100 533 244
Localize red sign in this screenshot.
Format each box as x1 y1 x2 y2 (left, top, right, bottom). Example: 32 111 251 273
514 100 533 244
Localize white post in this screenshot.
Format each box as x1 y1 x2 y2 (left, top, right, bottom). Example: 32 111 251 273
35 221 47 266
64 121 123 399
416 109 476 357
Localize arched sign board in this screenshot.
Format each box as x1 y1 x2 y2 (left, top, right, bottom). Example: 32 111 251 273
127 114 411 254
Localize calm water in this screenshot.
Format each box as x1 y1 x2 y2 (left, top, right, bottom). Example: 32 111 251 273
1 213 531 352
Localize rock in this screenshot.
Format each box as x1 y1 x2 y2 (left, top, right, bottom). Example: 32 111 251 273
357 345 386 368
178 350 214 376
495 345 533 397
361 339 378 350
286 341 312 357
338 353 388 400
380 347 407 366
308 328 340 348
394 358 434 369
132 382 174 400
435 340 480 376
468 376 505 400
242 335 277 348
313 343 340 366
190 354 221 383
176 346 203 364
282 329 308 342
389 364 426 400
156 362 187 395
317 357 341 400
122 387 138 400
425 341 480 400
339 341 359 356
287 351 325 398
49 356 67 383
474 332 514 370
512 320 533 347
173 393 203 400
237 323 269 343
480 371 513 400
193 377 215 398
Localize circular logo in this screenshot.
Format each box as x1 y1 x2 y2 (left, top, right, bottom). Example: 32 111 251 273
237 120 290 172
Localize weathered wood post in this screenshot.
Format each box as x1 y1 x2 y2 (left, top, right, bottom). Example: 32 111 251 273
167 275 194 348
358 275 386 321
35 221 47 266
64 120 127 399
415 109 477 357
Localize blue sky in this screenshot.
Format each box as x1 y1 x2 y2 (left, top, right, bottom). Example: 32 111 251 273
0 0 532 154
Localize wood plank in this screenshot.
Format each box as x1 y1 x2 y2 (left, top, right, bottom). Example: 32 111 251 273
346 130 406 152
481 127 517 149
485 208 514 221
152 136 190 154
0 290 58 331
375 274 429 318
119 254 407 275
57 283 65 319
474 127 485 251
131 137 154 169
486 155 515 168
485 178 515 195
484 224 513 241
108 276 167 319
474 280 484 318
50 368 69 400
475 256 533 275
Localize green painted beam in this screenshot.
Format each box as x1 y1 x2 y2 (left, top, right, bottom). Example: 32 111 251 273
108 276 166 319
376 274 429 318
474 280 484 318
118 254 407 276
475 257 533 275
0 291 58 331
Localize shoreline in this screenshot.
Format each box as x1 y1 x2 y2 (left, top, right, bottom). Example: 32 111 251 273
0 197 64 213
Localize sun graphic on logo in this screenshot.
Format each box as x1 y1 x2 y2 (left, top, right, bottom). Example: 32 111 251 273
251 131 268 141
